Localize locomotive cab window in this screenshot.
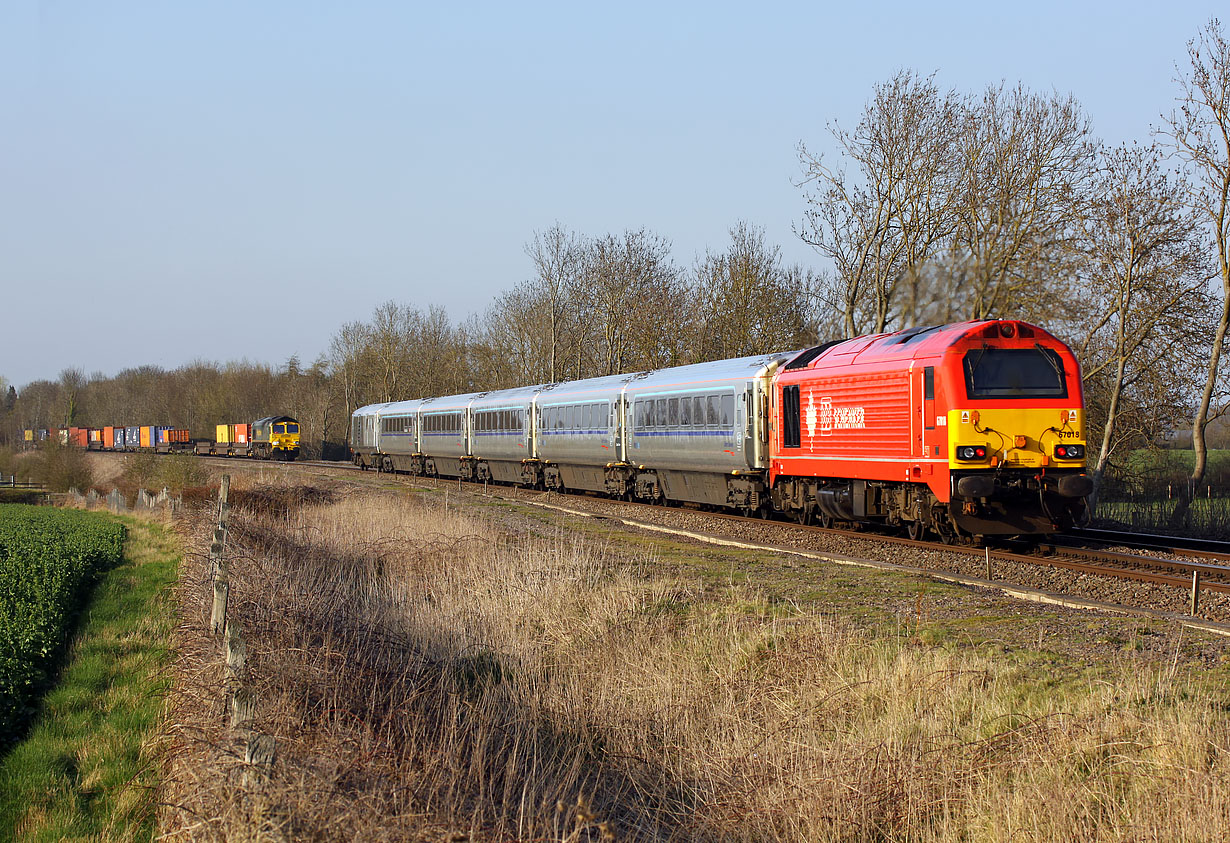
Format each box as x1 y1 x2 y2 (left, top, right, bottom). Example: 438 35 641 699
782 385 801 449
964 346 1068 399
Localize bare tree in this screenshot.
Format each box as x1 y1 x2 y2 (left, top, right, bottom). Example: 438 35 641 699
525 224 585 383
948 84 1094 319
330 320 374 420
1074 143 1209 508
58 368 86 427
583 229 679 375
797 70 959 336
1161 17 1230 516
694 222 814 358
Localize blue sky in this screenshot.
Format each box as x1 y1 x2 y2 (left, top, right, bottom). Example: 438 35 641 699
0 1 1218 388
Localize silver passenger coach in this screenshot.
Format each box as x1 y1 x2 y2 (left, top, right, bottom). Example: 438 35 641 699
348 352 795 512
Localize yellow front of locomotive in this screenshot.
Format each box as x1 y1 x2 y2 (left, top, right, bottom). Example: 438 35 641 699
272 419 301 460
941 321 1092 536
949 407 1088 473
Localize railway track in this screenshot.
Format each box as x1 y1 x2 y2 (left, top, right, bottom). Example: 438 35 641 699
254 458 1230 618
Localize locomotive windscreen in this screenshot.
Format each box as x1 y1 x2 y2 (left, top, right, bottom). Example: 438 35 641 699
963 346 1067 399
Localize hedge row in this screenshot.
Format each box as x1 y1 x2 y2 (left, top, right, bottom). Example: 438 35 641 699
0 505 125 743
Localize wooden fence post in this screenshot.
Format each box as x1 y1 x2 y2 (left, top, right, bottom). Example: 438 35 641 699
224 621 246 682
243 734 276 788
230 685 256 730
218 474 231 526
211 579 229 635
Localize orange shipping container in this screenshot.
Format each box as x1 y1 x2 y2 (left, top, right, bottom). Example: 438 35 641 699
233 424 250 444
104 426 116 449
69 428 89 448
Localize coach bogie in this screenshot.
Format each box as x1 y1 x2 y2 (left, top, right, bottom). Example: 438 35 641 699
634 471 664 503
604 465 635 499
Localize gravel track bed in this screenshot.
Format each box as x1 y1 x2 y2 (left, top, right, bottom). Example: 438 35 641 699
487 487 1230 625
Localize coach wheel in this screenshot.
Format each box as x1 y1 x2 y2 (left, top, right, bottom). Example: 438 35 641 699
818 511 834 529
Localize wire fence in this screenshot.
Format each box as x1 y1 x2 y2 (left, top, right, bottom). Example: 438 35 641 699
1093 491 1230 539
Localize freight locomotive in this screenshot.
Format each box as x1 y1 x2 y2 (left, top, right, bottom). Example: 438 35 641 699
350 320 1092 540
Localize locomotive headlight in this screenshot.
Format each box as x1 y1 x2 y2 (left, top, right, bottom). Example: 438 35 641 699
957 445 988 461
1055 444 1085 460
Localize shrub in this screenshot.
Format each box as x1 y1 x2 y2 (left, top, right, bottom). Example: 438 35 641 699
32 440 93 492
158 455 208 494
123 451 159 488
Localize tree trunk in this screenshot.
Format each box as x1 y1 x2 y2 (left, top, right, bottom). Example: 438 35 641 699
1173 290 1230 526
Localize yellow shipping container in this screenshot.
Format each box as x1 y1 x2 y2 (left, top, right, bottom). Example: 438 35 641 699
216 424 231 444
140 426 155 448
24 429 33 442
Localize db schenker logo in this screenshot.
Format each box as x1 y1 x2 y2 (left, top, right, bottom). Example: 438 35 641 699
806 395 866 438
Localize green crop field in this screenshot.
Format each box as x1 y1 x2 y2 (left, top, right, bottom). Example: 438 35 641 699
0 505 125 743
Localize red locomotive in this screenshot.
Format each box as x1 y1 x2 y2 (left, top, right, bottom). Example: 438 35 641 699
770 320 1092 540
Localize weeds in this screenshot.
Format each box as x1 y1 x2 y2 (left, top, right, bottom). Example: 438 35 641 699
159 480 1230 841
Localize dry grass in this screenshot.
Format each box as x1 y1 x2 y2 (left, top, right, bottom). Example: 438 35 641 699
157 479 1230 841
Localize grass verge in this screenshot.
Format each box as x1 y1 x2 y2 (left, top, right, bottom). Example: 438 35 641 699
162 478 1230 840
0 515 179 842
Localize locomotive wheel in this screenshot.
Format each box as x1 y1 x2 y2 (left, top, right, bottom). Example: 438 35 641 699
906 520 925 541
818 512 833 529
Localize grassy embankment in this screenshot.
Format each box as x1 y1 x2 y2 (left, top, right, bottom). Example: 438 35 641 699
0 508 179 842
162 478 1230 841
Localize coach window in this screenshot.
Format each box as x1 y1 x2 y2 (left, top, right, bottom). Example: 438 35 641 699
680 397 691 426
706 396 719 426
668 398 679 427
693 397 705 427
721 394 734 427
653 398 665 428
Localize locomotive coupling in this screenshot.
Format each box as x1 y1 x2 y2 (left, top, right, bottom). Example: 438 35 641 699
955 475 996 498
1054 473 1093 498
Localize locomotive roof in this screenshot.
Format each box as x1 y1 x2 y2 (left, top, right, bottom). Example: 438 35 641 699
786 320 1060 370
